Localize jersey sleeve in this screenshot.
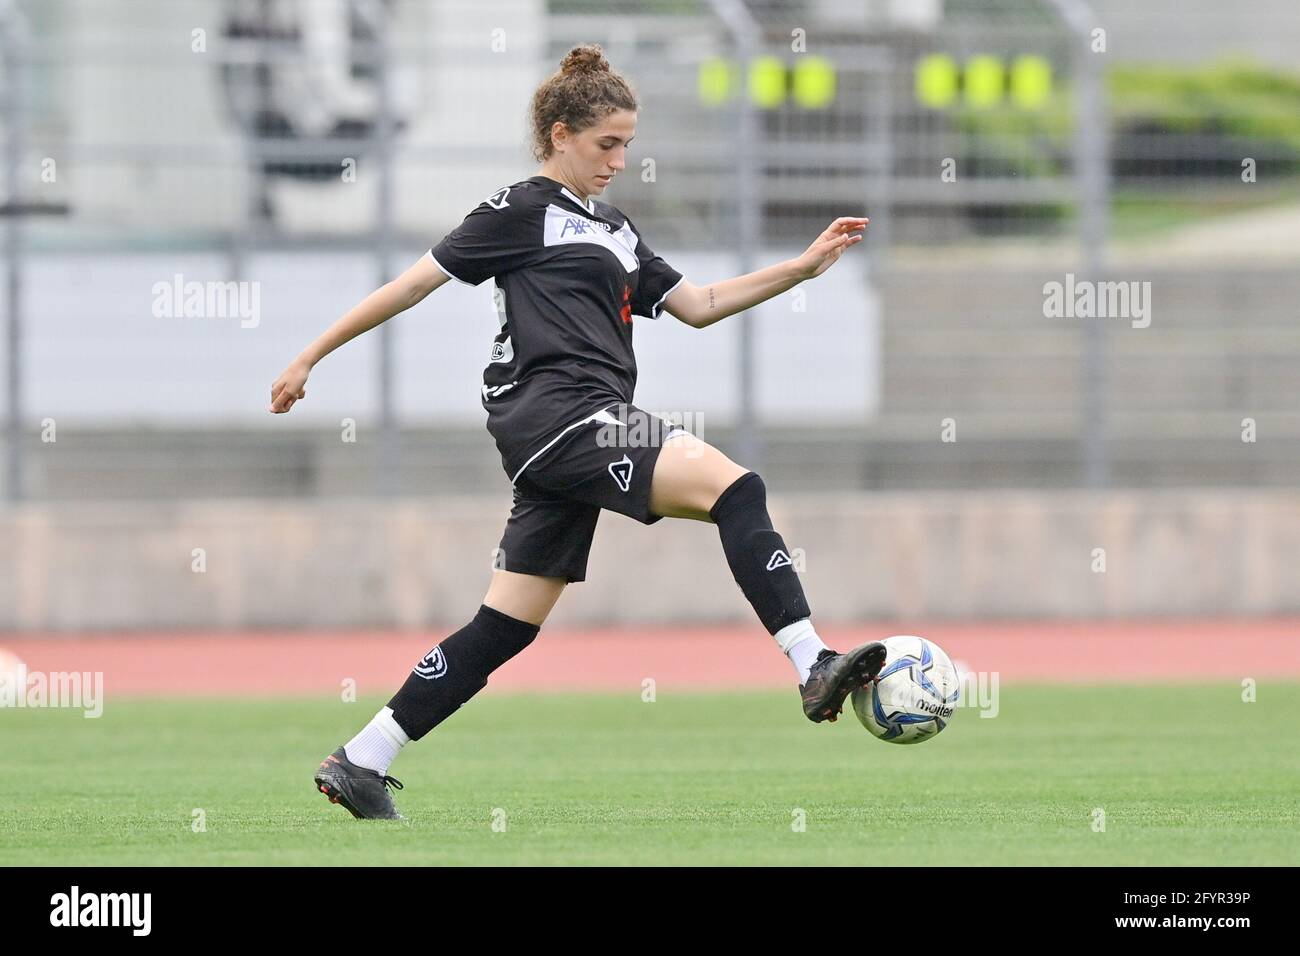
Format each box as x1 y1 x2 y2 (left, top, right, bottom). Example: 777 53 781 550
429 186 535 286
626 218 685 321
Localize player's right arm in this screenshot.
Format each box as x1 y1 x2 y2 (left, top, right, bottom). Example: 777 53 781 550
269 254 449 414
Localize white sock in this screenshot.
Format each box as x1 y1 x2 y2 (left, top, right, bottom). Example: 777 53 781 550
773 618 830 684
343 706 410 776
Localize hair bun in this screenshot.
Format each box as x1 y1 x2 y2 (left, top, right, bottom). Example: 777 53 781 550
560 44 610 76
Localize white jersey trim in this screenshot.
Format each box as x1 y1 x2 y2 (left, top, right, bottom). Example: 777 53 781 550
560 185 596 215
428 249 475 286
641 275 685 321
510 401 620 487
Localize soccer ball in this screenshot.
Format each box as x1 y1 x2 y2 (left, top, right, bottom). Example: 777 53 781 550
851 635 960 744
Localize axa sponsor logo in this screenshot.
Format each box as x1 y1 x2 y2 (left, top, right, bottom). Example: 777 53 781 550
560 216 611 237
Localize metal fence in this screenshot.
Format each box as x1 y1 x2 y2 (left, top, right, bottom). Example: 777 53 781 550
2 0 1297 501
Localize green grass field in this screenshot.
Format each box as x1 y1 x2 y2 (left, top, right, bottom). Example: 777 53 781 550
2 684 1298 866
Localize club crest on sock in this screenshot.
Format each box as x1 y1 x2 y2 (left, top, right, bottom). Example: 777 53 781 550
413 646 448 680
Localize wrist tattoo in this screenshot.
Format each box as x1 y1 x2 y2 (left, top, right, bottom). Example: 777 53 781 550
707 286 716 310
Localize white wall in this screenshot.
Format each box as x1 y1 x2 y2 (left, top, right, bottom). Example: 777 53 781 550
23 248 879 426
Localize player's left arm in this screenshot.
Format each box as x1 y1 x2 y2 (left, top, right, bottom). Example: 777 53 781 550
664 216 868 330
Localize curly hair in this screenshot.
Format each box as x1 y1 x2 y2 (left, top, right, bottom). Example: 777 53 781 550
529 44 638 162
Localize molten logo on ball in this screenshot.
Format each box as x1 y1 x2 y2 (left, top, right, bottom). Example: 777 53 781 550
851 635 961 744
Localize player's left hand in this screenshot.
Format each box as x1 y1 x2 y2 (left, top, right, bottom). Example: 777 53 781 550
793 217 869 279
269 359 310 413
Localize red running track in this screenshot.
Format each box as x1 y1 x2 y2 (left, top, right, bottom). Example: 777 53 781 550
1 621 1297 697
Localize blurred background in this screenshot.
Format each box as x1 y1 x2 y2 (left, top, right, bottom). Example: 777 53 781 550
2 0 1298 631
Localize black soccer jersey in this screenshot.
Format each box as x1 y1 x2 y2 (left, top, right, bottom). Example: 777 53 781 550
429 174 684 482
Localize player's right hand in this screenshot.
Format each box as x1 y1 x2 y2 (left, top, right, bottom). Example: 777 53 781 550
269 360 311 413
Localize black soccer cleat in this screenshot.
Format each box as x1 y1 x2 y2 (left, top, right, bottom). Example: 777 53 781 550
800 642 887 723
313 746 406 820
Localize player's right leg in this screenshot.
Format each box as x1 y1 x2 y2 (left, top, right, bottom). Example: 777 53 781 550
315 489 594 820
513 404 885 725
648 433 886 724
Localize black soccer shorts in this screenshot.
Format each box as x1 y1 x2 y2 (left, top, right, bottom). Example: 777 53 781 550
496 402 690 582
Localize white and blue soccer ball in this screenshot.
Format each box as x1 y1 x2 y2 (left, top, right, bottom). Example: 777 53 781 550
851 635 960 745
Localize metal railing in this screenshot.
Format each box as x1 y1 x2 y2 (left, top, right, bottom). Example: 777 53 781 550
4 0 1297 500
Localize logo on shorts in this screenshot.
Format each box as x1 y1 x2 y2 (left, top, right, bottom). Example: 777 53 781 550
766 549 792 570
414 646 448 680
608 455 634 492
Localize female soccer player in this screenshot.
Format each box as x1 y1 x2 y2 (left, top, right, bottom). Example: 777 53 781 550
270 45 881 820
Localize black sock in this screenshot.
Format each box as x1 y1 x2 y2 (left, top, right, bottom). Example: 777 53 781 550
387 604 540 741
709 472 811 635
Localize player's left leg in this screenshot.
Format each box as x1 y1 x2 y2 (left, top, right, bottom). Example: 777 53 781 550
316 491 596 819
317 574 558 821
648 434 885 723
